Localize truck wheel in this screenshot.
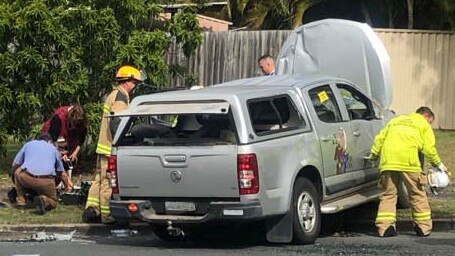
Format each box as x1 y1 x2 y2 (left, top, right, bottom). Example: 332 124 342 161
397 179 411 209
292 177 321 244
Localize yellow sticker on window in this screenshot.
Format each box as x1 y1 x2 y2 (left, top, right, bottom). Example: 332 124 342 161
317 91 329 103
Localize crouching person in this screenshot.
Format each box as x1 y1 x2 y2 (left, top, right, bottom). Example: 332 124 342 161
11 132 73 214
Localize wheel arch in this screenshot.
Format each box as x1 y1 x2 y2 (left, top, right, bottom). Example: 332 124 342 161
294 165 323 203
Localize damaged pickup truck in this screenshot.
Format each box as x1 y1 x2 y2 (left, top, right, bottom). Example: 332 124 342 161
108 19 397 244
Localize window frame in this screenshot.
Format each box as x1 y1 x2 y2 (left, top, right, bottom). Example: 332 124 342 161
308 85 344 124
247 94 305 136
336 83 376 121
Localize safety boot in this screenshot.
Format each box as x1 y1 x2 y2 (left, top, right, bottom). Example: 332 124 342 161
82 206 100 223
380 226 397 237
414 226 431 237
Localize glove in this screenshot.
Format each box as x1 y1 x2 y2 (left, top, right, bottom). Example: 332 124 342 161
365 154 378 161
437 163 448 173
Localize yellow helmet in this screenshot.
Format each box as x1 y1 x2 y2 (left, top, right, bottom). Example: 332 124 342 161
115 65 147 82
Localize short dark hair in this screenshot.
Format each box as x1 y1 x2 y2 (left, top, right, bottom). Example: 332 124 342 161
416 106 434 118
36 132 53 141
258 54 274 62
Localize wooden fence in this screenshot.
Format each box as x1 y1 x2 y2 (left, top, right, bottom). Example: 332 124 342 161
167 29 455 130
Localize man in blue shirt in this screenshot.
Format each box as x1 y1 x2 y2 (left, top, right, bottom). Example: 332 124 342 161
12 132 73 214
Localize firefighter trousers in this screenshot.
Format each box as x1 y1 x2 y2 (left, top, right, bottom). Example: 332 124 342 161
376 171 432 236
85 155 114 223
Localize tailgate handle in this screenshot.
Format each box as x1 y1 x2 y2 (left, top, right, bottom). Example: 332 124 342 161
164 155 187 163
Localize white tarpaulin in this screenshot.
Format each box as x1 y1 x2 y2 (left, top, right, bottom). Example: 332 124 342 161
276 19 392 109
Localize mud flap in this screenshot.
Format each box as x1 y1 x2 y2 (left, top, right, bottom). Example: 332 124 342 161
265 211 293 243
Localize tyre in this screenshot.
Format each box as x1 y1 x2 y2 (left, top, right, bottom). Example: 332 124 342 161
292 177 321 244
397 179 411 209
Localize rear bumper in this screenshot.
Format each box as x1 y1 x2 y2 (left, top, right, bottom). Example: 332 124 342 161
110 199 263 225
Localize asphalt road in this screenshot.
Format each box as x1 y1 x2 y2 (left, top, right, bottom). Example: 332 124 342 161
1 230 454 256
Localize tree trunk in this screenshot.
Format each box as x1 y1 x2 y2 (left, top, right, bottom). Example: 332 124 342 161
407 0 414 29
361 2 372 26
388 4 394 28
291 0 321 29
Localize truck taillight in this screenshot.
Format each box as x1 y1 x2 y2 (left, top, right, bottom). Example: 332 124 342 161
107 155 119 194
237 153 259 195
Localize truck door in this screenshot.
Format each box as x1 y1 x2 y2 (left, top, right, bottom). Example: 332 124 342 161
306 84 354 195
335 83 379 184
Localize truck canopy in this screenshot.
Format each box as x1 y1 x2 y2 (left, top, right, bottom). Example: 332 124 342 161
276 19 392 109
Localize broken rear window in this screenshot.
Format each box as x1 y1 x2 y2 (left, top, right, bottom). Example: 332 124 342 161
117 112 238 146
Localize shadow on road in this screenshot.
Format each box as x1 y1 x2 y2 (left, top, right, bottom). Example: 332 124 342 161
84 202 382 249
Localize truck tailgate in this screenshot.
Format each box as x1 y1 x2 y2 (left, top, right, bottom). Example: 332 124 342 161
116 145 239 198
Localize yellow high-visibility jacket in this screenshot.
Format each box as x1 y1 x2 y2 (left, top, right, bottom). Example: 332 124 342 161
371 113 441 172
96 86 129 156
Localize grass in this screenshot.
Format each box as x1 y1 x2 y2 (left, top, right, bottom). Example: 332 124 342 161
396 200 455 219
0 131 454 225
0 203 84 225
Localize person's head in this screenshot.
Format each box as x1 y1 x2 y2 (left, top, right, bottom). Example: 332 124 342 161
115 65 146 94
36 132 53 143
258 54 275 75
416 106 435 124
67 105 87 131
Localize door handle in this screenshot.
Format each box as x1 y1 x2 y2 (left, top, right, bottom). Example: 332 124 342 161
321 136 336 144
321 136 332 142
164 155 186 163
162 155 188 168
353 131 360 137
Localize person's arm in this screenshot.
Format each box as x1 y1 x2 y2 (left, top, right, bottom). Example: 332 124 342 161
10 145 26 182
54 150 73 191
59 170 73 192
68 127 87 161
78 128 87 146
10 162 20 183
370 122 390 159
48 115 62 142
421 125 442 166
12 145 26 169
68 145 80 161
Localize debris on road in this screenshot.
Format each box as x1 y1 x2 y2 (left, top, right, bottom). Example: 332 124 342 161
30 230 76 242
0 230 76 242
110 228 139 237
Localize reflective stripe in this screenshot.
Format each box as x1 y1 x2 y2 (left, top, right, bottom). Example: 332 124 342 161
413 211 431 221
100 205 110 214
103 104 110 114
96 143 111 155
86 197 100 204
376 212 396 221
86 197 100 207
171 116 178 128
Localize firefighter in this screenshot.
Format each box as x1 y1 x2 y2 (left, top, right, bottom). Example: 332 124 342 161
369 106 448 237
82 65 146 224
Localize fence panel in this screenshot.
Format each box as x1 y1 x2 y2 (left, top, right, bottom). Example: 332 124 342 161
167 29 455 129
